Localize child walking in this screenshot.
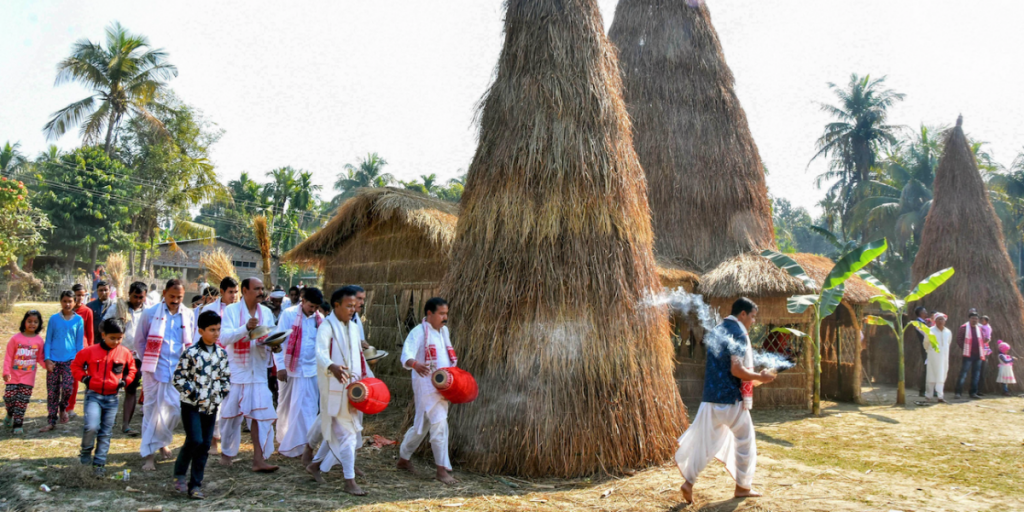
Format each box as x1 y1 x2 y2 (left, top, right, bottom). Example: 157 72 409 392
996 341 1016 396
173 311 231 499
41 291 85 432
72 318 137 475
3 311 46 434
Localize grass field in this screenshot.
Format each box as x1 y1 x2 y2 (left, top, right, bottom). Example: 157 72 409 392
1 303 1022 511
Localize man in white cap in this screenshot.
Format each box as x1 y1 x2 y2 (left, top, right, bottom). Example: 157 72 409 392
219 278 278 472
273 287 324 458
927 313 953 402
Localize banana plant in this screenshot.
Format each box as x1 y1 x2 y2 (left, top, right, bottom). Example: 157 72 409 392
858 266 955 405
762 238 888 415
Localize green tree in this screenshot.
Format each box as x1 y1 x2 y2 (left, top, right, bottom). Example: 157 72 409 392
986 147 1024 284
0 142 30 178
331 152 393 205
0 176 51 265
43 22 177 154
33 146 138 271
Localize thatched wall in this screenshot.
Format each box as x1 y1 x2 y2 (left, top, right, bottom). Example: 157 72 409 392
912 117 1024 394
608 0 774 272
440 0 686 477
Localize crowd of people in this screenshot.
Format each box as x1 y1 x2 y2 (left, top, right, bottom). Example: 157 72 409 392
2 276 462 500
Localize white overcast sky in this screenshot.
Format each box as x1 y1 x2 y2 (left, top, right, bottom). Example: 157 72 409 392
2 1 1023 213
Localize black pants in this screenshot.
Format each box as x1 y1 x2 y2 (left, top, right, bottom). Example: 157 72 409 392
918 342 928 395
267 367 279 409
174 402 216 491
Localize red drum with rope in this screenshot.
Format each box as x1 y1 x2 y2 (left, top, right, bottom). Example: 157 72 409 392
431 367 478 404
347 378 390 415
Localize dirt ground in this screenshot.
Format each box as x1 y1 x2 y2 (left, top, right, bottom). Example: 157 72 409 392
1 303 1022 512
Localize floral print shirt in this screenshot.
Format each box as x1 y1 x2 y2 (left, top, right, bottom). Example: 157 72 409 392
173 342 231 415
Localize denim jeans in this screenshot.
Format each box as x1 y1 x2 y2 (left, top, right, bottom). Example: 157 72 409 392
81 390 119 466
955 358 983 396
174 402 217 492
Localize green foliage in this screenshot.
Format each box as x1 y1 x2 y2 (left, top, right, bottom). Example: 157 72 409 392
822 238 887 289
0 176 50 264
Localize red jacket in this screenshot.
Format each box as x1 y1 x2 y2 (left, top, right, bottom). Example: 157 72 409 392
71 342 137 395
74 305 95 347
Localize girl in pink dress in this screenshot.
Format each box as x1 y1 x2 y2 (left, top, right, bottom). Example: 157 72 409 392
3 311 46 434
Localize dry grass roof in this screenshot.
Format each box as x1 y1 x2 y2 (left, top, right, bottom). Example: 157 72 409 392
283 187 458 266
656 261 700 292
700 252 877 305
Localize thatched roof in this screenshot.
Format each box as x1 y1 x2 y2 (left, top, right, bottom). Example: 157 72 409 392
912 116 1024 392
440 0 686 477
656 260 700 292
700 252 877 305
608 0 775 272
283 187 458 266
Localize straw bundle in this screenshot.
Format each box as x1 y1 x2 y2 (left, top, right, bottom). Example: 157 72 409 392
440 0 686 477
253 215 273 286
105 252 126 294
200 248 238 287
608 0 775 272
912 116 1024 393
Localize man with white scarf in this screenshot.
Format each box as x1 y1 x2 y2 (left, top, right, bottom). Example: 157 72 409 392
927 312 953 402
305 286 368 496
192 276 239 456
219 277 279 472
675 298 776 504
273 286 324 458
135 279 194 471
396 297 459 485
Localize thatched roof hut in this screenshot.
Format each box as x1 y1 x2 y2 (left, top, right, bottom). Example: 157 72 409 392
912 116 1024 393
608 0 775 272
284 187 458 386
440 0 686 477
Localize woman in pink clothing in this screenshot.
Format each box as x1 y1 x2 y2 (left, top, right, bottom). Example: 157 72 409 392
3 311 46 434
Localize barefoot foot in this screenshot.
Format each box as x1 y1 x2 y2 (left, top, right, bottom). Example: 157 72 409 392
436 467 458 485
734 485 762 498
141 455 157 472
343 478 366 496
38 424 55 433
253 461 279 473
159 446 172 460
208 438 220 455
680 480 694 504
301 446 314 466
219 455 233 467
397 458 418 475
305 463 325 484
354 467 365 477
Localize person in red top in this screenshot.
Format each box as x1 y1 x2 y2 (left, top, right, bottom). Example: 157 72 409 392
72 318 137 475
4 311 46 434
69 283 95 417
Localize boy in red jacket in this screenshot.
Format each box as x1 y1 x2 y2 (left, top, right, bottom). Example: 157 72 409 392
72 318 137 475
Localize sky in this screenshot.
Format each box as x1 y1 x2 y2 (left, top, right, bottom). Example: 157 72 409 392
2 0 1024 214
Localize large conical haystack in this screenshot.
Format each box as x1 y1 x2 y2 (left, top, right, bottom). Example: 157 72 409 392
608 0 774 272
913 116 1024 393
440 0 686 477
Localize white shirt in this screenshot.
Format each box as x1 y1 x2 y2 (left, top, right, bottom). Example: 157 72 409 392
273 305 320 379
222 301 276 384
103 301 145 354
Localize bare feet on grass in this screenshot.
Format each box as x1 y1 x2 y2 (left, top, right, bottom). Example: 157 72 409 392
219 455 233 467
301 446 314 466
141 455 157 472
252 460 279 473
208 437 220 455
305 463 325 484
436 467 458 485
354 467 365 477
344 478 366 496
397 458 418 475
38 424 55 433
680 480 693 504
734 485 762 498
159 446 172 460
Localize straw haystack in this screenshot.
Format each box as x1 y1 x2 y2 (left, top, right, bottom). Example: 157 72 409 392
200 248 238 287
912 116 1024 393
608 0 774 272
284 187 458 388
439 0 685 477
252 215 273 286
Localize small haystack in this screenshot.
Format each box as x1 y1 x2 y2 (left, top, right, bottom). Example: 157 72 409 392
439 0 685 477
912 116 1024 393
105 252 126 295
200 248 238 287
608 0 775 272
252 215 273 286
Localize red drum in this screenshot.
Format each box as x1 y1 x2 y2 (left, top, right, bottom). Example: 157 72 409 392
347 378 391 415
431 367 478 404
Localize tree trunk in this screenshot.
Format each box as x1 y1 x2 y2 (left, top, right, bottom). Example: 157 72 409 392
89 242 99 274
103 110 118 155
896 316 906 405
813 311 822 416
65 249 77 274
128 244 136 276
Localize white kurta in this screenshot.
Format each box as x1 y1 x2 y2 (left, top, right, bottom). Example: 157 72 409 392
926 326 952 397
273 305 321 457
675 402 757 489
398 323 454 470
140 378 181 458
314 314 364 479
219 301 277 458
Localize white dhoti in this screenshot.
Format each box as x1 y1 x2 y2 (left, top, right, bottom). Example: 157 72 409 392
399 406 451 470
275 376 320 457
220 382 277 457
140 375 180 458
312 414 362 479
675 402 756 489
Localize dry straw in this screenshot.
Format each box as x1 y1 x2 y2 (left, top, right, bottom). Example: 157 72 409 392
253 215 273 286
440 0 686 477
609 0 775 272
912 116 1024 393
105 252 126 294
200 248 238 287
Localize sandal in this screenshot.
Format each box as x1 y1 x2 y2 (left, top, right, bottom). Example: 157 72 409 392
13 427 24 435
3 416 11 428
188 488 206 500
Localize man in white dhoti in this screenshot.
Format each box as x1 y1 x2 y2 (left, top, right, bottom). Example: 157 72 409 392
135 279 195 471
305 286 369 495
396 297 459 485
676 298 776 504
273 287 324 458
219 278 279 472
927 312 953 402
193 276 239 456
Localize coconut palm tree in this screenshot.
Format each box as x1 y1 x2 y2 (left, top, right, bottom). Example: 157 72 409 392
43 22 177 154
0 142 29 177
265 166 298 213
331 152 393 204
